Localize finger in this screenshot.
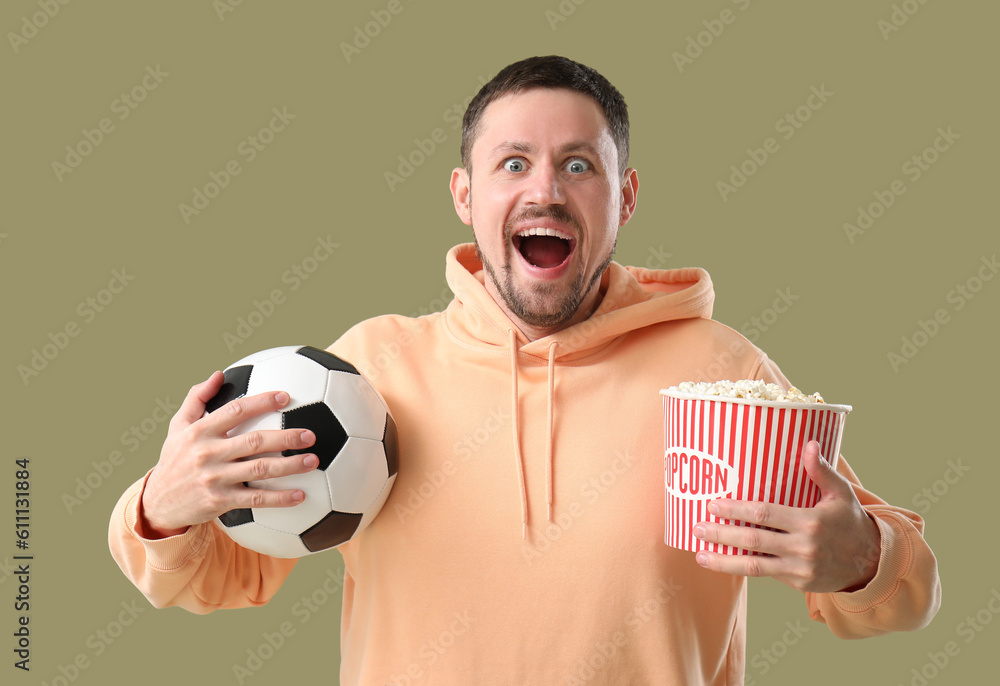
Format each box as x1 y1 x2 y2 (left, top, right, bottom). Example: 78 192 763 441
694 521 790 557
202 390 291 435
231 481 309 510
170 371 225 430
695 549 784 578
229 454 321 508
707 498 798 533
219 427 317 462
241 452 320 483
801 440 851 501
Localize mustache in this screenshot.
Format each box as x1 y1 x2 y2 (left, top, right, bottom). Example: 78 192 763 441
504 206 581 240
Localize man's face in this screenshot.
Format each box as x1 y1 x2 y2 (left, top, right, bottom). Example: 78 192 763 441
450 88 638 339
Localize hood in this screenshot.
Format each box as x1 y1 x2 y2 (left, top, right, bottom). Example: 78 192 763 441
441 243 716 537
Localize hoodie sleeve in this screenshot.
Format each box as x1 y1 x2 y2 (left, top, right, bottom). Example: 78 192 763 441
751 354 942 638
108 469 298 614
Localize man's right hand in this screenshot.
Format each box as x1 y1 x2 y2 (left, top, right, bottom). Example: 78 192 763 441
139 371 319 539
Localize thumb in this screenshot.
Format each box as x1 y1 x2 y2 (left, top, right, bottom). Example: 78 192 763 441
802 440 848 501
171 370 225 429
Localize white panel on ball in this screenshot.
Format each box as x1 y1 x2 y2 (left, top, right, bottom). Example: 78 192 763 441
245 354 329 411
232 345 303 368
354 472 397 534
325 438 391 513
214 519 309 558
323 372 389 441
252 467 335 533
227 409 282 448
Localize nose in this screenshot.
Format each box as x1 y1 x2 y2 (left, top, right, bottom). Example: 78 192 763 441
524 161 566 206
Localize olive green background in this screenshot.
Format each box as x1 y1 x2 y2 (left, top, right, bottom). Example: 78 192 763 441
2 1 996 684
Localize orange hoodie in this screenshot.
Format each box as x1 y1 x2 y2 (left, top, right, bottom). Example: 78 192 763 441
109 243 940 685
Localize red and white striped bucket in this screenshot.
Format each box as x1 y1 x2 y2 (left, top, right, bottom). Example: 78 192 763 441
660 389 851 555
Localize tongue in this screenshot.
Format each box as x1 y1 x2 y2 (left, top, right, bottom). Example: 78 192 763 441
520 236 570 269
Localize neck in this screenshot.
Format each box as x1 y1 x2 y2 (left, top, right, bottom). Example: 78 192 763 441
491 284 604 343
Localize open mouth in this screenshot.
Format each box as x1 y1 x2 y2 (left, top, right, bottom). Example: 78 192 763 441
512 227 574 270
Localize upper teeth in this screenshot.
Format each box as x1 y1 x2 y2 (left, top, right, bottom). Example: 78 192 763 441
517 227 572 241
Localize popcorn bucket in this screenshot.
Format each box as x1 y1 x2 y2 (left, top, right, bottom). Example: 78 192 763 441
660 388 851 555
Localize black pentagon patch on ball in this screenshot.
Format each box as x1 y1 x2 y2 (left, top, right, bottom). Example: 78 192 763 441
300 510 364 552
296 346 360 375
205 365 253 414
281 402 348 471
219 508 254 528
383 413 399 477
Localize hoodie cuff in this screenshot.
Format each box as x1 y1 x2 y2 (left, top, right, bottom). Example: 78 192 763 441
124 469 210 571
830 511 911 613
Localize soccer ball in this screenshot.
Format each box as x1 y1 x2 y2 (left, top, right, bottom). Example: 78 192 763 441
204 345 398 557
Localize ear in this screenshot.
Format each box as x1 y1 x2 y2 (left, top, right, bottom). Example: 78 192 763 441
618 168 639 227
450 167 472 226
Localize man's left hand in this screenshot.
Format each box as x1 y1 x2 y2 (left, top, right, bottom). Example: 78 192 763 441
692 440 882 593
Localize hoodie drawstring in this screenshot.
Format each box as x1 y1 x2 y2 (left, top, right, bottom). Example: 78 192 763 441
508 329 559 538
509 329 528 539
546 341 557 523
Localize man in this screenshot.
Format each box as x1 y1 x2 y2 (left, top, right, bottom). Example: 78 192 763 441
110 56 940 684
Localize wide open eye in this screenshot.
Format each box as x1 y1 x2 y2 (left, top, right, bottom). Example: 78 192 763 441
566 159 590 174
503 158 526 173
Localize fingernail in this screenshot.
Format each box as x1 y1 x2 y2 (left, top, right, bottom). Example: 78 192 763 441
707 502 720 516
275 391 289 405
292 490 305 502
300 430 314 444
303 454 319 469
693 524 706 538
696 552 708 566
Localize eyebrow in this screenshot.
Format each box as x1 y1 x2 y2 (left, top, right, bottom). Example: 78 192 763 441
489 140 601 160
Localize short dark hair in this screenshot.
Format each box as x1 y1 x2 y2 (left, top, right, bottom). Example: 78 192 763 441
461 55 630 178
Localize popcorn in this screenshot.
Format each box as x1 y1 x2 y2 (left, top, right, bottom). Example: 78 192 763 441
668 379 825 404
